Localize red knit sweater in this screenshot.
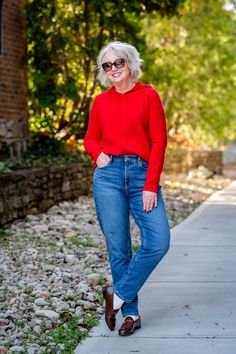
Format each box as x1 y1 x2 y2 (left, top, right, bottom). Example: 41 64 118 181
83 82 167 193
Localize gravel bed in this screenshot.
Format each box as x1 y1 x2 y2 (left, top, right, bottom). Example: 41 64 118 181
0 173 232 353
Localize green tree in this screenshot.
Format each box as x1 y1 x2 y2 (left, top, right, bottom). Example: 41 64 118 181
142 0 236 147
25 0 183 142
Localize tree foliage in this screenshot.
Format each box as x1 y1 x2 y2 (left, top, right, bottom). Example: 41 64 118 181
141 0 236 147
25 0 183 142
25 0 235 147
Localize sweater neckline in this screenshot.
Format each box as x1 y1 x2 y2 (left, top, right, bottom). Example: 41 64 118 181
109 81 140 95
114 82 136 95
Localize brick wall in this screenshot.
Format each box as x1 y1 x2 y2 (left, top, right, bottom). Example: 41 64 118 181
0 0 28 159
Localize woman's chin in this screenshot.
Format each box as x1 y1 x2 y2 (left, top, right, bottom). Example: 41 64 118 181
110 77 123 85
111 77 131 86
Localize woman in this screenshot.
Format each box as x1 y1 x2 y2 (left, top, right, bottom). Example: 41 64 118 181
84 41 170 336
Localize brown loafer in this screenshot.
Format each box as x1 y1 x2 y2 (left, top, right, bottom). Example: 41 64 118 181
118 316 141 336
102 285 119 331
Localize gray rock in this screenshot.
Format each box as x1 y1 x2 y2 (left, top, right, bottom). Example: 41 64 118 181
56 302 70 312
84 293 96 302
9 346 25 353
76 282 89 295
56 241 64 247
31 225 48 233
41 264 55 272
33 325 42 334
35 310 59 321
64 254 78 264
85 254 100 265
69 301 76 308
34 298 49 306
79 300 96 310
74 306 83 317
27 344 41 354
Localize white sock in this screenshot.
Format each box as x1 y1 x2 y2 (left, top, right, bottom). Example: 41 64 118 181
125 315 140 321
113 292 124 310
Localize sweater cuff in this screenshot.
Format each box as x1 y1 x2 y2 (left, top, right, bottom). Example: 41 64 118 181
143 182 159 193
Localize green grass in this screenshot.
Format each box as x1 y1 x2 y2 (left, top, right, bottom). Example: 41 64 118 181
23 285 34 295
97 288 105 306
70 236 95 248
0 286 10 302
0 228 12 245
48 241 60 251
38 313 99 354
13 319 27 328
6 312 100 353
62 293 77 302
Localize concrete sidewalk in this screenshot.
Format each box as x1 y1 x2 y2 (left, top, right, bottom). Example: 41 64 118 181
75 180 236 354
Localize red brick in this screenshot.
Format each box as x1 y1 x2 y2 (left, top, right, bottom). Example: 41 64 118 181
0 1 28 158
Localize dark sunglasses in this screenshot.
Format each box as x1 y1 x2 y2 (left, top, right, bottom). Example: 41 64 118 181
102 58 125 72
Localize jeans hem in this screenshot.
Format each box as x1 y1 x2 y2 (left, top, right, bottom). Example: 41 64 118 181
114 287 134 304
122 312 139 317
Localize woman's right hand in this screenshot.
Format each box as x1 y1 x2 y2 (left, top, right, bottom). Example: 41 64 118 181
96 152 111 168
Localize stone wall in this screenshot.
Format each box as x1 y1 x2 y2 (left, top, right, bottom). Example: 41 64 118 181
0 0 29 159
0 161 93 227
164 149 222 174
0 149 223 227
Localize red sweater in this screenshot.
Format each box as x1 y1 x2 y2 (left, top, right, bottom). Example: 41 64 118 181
83 82 167 193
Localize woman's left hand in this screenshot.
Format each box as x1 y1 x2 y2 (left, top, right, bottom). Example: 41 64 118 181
142 191 158 212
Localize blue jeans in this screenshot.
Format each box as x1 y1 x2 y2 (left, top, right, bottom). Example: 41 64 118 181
93 155 170 317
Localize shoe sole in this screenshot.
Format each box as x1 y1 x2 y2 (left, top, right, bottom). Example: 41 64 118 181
118 321 142 336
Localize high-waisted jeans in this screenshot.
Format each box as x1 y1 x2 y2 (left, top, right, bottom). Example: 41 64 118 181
92 154 170 317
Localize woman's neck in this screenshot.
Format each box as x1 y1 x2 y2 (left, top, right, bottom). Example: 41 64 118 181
114 80 135 94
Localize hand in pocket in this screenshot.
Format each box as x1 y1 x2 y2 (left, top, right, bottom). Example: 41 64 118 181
96 152 111 168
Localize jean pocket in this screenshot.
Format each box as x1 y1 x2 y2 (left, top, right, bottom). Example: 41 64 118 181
138 157 148 169
96 155 113 169
97 162 111 169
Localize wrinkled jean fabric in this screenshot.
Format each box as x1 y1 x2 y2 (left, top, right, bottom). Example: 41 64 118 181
93 155 170 317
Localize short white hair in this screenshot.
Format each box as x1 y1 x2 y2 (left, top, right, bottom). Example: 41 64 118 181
96 41 143 87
